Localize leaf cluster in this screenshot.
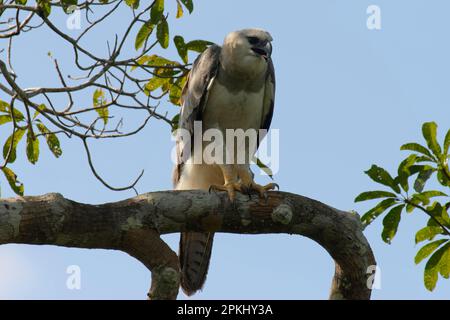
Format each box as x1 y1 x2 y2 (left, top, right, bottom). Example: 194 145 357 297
356 122 450 291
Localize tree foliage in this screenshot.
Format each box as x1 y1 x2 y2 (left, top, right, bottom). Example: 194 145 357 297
356 122 450 291
0 0 211 195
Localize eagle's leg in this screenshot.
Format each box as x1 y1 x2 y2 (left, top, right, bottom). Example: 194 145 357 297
208 164 242 202
237 165 279 199
209 165 279 201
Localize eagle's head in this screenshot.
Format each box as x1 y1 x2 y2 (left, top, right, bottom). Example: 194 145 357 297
221 28 273 79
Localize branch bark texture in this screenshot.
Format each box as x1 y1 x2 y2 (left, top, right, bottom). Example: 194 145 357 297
0 190 376 300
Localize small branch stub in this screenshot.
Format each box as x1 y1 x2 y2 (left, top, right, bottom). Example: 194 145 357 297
271 203 293 225
149 267 180 300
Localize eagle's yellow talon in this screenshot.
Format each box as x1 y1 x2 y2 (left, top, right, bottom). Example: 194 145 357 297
248 182 279 199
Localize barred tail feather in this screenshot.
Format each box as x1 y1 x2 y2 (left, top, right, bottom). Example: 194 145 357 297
179 232 214 296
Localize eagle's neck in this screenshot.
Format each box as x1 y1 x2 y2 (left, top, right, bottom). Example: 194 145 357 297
219 45 267 84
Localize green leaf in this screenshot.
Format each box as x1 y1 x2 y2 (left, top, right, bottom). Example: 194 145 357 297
396 154 418 192
179 0 193 13
3 128 26 164
145 77 169 92
415 226 444 244
26 130 39 164
381 205 404 244
407 165 432 175
32 104 46 120
437 170 450 187
12 109 25 122
125 0 139 9
415 239 448 264
355 191 396 202
186 40 214 53
0 115 12 125
428 217 440 227
415 155 436 163
422 122 442 159
354 191 397 203
365 165 401 193
36 123 62 158
135 22 154 50
4 105 25 122
37 0 51 17
401 142 434 159
176 0 183 18
424 242 450 291
426 202 450 227
150 0 164 24
93 89 109 125
406 196 420 213
154 67 181 77
171 113 180 132
414 168 434 193
14 0 27 4
134 54 178 69
439 244 450 279
0 100 8 113
157 18 169 49
420 190 448 198
161 78 171 92
61 0 77 13
444 129 450 156
361 198 397 226
174 35 188 64
1 167 24 196
169 75 186 106
411 193 431 206
253 157 274 179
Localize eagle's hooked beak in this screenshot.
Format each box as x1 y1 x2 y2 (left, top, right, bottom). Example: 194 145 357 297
251 41 272 60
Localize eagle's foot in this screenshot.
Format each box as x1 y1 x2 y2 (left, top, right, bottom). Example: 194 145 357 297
209 182 244 202
242 182 279 201
209 182 279 203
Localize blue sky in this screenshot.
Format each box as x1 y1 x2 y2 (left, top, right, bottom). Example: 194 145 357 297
1 0 450 299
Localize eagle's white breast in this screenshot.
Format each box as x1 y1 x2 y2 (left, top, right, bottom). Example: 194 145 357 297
202 81 265 132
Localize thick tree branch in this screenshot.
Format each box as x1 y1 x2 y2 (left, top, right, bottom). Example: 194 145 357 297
0 190 376 300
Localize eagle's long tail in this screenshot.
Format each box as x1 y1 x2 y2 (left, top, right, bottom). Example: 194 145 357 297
175 163 222 296
179 232 214 296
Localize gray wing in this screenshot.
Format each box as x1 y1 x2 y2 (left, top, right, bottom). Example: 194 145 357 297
259 57 276 141
172 44 221 186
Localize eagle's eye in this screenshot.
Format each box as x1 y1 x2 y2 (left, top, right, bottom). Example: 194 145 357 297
247 36 260 45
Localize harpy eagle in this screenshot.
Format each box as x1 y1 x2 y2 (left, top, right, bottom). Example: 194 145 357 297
173 28 277 296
